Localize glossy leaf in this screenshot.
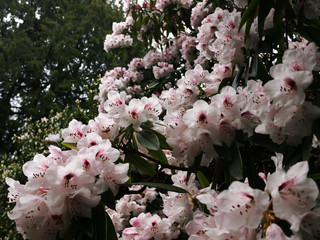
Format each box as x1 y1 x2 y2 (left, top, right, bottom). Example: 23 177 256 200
302 135 313 162
239 0 260 32
218 77 232 92
125 153 156 176
100 187 115 210
92 203 107 240
137 130 160 151
257 0 274 39
273 0 284 43
228 142 243 180
106 212 118 240
232 67 245 89
148 148 169 164
148 129 172 150
197 170 210 188
140 120 154 129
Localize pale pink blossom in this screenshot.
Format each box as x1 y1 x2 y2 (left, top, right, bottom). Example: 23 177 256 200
266 153 319 231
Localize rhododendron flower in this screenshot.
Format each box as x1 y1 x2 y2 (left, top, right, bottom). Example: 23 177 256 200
215 181 269 230
185 211 217 240
263 65 313 109
121 212 179 240
266 153 319 231
61 119 86 143
262 224 296 240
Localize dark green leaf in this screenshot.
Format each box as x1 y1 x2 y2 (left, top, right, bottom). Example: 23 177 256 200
62 219 82 240
277 220 293 237
302 135 313 162
100 187 115 210
250 52 259 77
283 0 296 19
257 0 274 39
257 56 272 83
92 203 107 240
218 77 232 92
177 230 190 240
300 26 320 48
239 0 260 32
137 130 160 151
140 120 154 129
148 80 159 88
106 212 118 240
313 119 320 142
123 124 134 140
244 14 254 43
197 170 210 188
148 129 172 150
186 170 192 182
148 148 169 164
232 67 245 89
125 153 156 176
309 173 320 180
129 182 189 194
62 217 93 240
273 0 284 43
61 142 77 149
228 142 243 180
251 133 278 152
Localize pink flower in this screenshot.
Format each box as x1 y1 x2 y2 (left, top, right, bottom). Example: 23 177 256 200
266 153 319 231
61 119 85 143
264 65 313 109
215 181 269 230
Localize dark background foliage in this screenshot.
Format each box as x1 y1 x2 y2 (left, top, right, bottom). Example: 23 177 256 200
0 0 124 154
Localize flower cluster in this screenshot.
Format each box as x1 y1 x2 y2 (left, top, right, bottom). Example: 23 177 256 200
108 157 319 240
7 0 320 239
6 120 129 239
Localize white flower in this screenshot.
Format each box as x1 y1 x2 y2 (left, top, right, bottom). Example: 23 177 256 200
266 153 319 231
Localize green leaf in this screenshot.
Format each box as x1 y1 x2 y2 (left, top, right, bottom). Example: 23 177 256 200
62 217 93 240
300 25 320 48
186 170 192 182
302 135 313 162
277 220 293 237
140 120 154 129
218 77 232 92
137 130 160 151
125 152 156 176
273 0 284 43
313 118 320 141
92 203 107 240
129 182 189 194
309 173 320 180
257 0 274 39
228 142 243 180
106 212 118 240
239 0 260 32
197 170 210 188
177 230 190 240
62 219 82 240
148 148 169 164
250 133 278 152
250 51 259 77
148 129 172 150
232 67 245 89
244 13 254 43
61 142 77 149
123 124 134 140
100 187 115 210
257 56 271 83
